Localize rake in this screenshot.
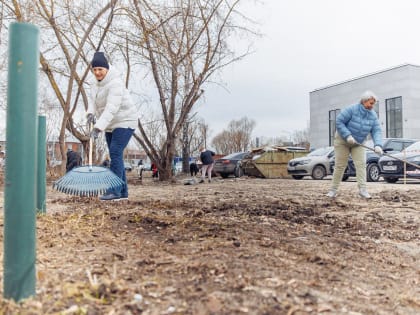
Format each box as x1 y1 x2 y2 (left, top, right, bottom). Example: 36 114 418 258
53 126 124 196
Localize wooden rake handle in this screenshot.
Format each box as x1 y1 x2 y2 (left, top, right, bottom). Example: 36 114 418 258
358 142 420 170
89 122 93 170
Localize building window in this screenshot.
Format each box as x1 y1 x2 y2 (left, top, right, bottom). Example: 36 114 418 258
386 97 402 137
328 109 340 145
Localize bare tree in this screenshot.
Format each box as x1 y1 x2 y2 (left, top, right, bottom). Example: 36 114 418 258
228 117 256 152
0 0 122 174
212 116 256 154
129 0 252 180
178 116 208 173
190 118 210 157
292 127 310 149
36 0 120 173
211 130 232 155
0 0 254 180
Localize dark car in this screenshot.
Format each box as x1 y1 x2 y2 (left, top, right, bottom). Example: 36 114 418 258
213 152 248 178
330 138 418 182
378 141 420 183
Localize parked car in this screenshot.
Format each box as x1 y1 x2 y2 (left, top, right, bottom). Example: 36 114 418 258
378 140 420 183
287 146 334 180
330 138 418 182
213 152 249 178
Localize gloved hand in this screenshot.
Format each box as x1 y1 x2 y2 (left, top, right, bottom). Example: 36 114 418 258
87 113 96 125
374 146 383 155
90 128 101 139
346 135 356 145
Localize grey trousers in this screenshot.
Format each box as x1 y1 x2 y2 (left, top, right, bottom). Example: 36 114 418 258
330 133 367 190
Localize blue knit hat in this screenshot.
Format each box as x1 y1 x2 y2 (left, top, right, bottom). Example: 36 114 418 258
91 51 109 69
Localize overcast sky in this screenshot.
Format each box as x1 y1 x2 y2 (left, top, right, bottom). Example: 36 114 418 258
198 0 420 142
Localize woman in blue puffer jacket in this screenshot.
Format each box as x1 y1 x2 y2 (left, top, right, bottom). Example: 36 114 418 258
327 90 383 199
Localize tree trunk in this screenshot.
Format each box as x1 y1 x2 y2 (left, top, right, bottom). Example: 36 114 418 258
157 136 176 181
159 153 173 181
182 121 190 173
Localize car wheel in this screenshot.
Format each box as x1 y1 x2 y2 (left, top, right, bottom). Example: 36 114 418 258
311 165 326 180
234 166 244 178
367 163 380 182
384 177 398 183
292 175 304 180
220 173 229 178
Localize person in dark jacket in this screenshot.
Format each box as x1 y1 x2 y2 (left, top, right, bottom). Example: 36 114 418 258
326 90 383 199
137 159 144 180
189 159 199 177
199 147 215 183
66 149 82 172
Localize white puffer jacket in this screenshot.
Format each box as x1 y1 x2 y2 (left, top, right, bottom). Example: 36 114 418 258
87 66 137 132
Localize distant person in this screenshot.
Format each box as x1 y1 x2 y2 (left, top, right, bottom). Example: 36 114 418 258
326 90 383 199
190 159 199 177
66 149 82 172
199 147 215 183
151 162 159 179
137 159 144 180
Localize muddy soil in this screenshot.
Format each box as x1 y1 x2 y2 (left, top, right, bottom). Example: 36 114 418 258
0 172 418 315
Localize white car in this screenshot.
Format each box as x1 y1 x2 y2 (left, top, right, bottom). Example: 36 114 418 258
287 146 334 180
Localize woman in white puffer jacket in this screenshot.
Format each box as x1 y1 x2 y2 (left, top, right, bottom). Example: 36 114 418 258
87 51 137 201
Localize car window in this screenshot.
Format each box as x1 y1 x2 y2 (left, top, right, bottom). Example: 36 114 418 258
385 140 403 152
308 147 332 156
404 141 420 153
403 141 416 149
369 139 417 152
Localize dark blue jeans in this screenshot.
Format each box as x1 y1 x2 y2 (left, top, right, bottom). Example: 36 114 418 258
105 128 134 197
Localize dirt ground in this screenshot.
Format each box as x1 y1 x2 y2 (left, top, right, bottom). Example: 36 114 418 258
0 171 419 315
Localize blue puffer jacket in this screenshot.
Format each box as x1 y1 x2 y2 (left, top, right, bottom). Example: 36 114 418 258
336 103 383 147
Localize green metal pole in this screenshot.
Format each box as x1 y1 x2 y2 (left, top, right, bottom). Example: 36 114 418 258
4 22 40 301
37 115 46 214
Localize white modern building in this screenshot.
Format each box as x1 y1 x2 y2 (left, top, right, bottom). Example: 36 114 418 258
309 64 420 149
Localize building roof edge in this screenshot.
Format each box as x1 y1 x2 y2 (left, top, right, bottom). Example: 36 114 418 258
310 63 420 93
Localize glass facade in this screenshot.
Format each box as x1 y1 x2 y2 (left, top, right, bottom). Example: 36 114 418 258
386 97 402 137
